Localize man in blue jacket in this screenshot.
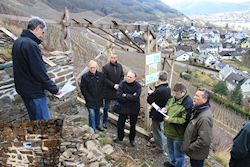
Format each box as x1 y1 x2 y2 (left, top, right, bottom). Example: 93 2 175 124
12 16 59 120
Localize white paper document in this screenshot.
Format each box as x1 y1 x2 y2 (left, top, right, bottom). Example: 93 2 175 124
54 82 76 98
151 102 169 119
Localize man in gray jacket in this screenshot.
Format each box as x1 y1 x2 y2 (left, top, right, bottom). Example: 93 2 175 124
182 88 213 167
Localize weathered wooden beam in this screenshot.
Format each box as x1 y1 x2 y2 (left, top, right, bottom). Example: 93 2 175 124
102 110 150 137
148 39 156 53
43 56 57 67
112 20 145 53
76 96 150 137
86 27 129 51
83 18 142 52
70 21 149 31
0 26 17 40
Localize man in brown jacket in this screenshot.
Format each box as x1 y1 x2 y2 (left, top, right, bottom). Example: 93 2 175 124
182 88 213 167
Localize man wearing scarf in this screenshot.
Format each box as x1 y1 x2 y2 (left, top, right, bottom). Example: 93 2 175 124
182 88 213 167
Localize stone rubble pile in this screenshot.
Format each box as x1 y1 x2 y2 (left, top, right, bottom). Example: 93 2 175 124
59 125 115 167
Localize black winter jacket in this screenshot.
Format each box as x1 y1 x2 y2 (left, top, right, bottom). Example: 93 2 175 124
102 62 124 100
117 80 141 115
12 29 58 99
147 83 171 121
230 121 250 167
80 71 105 108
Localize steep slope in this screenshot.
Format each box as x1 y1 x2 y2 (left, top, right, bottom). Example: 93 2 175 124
41 0 185 22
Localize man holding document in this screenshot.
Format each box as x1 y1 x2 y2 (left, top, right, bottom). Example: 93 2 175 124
147 71 171 153
161 83 193 167
12 17 60 120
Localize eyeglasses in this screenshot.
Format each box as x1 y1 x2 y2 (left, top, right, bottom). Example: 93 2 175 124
39 26 45 34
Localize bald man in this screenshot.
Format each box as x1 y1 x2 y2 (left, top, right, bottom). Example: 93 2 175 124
113 71 141 147
102 54 124 129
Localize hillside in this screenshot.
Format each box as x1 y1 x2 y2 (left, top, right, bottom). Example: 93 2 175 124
0 0 186 22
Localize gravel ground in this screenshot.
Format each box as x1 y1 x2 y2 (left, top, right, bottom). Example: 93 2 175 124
103 123 169 167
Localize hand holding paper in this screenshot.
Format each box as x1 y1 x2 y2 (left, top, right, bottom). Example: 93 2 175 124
148 89 154 94
151 102 169 119
54 82 76 98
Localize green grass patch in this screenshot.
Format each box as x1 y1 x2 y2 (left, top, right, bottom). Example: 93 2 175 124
191 71 216 87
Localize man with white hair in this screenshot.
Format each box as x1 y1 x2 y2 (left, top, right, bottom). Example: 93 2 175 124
80 60 105 133
12 16 59 120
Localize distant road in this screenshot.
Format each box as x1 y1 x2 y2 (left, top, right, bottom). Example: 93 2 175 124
173 61 218 75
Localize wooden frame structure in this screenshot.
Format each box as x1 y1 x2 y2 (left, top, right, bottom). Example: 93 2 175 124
60 8 172 133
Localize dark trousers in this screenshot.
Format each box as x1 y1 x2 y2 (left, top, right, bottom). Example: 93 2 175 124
117 114 138 142
190 159 204 167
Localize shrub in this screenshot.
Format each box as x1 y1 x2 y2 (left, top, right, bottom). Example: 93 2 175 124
230 85 243 105
212 81 228 96
180 72 192 80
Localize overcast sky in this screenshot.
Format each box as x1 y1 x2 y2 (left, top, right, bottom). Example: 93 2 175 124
161 0 250 7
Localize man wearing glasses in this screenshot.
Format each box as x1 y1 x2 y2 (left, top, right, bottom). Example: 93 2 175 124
12 16 59 120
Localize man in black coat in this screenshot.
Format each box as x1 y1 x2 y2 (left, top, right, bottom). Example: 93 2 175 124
229 121 250 167
80 60 105 133
12 16 59 120
113 71 141 147
147 71 171 153
102 54 124 129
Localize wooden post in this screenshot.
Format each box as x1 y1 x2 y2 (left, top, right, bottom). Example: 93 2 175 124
143 28 158 132
143 29 150 131
169 47 176 88
61 7 72 51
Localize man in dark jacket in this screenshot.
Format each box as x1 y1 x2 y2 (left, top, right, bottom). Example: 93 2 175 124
102 54 124 129
113 71 141 147
229 121 250 167
147 71 171 153
12 16 59 120
183 88 213 167
80 60 105 133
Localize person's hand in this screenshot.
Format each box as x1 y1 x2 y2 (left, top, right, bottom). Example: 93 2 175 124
148 89 154 94
55 90 62 95
164 115 169 121
161 108 167 113
114 84 119 90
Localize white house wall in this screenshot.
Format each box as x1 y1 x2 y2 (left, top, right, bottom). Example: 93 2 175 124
241 79 250 98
